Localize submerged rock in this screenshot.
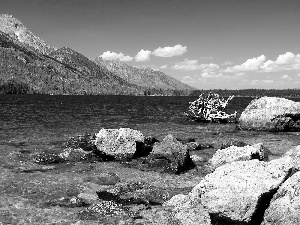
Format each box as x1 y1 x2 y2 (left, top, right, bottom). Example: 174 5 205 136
82 173 120 185
77 200 129 221
32 152 64 164
96 181 169 205
94 128 144 160
220 140 248 149
190 158 294 224
44 196 88 208
58 147 95 162
262 171 300 225
64 133 97 152
238 97 300 131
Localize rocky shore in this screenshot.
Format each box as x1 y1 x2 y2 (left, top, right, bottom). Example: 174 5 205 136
1 97 300 224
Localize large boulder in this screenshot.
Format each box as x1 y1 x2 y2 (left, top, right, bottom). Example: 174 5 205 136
238 97 300 131
94 128 144 160
148 134 195 174
190 158 294 224
283 145 300 170
163 194 212 225
208 143 270 170
262 171 300 225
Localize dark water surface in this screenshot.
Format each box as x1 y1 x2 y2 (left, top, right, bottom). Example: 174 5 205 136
1 95 300 155
0 95 248 145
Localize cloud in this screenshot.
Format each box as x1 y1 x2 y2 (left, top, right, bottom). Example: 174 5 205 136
172 58 219 71
100 51 133 61
225 52 300 73
160 64 168 69
225 55 266 72
201 72 224 78
135 49 152 62
260 52 300 72
181 75 194 83
281 74 293 80
152 44 187 57
250 80 274 85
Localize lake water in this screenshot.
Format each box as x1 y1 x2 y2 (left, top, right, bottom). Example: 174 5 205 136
1 94 300 163
0 95 300 154
0 95 248 145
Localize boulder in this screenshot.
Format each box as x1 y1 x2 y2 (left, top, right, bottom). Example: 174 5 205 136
164 194 212 225
133 136 159 158
96 181 170 205
262 171 300 225
238 97 300 131
94 128 144 160
148 134 195 174
208 143 270 170
283 145 300 170
190 158 295 224
135 207 180 225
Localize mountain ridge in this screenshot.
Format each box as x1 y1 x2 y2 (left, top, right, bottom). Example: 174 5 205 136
95 57 194 91
0 14 56 55
0 14 195 95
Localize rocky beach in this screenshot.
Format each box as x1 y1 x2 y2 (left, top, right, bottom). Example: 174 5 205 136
1 96 300 224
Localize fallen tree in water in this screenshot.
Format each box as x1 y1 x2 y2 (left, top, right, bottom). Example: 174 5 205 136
184 92 237 123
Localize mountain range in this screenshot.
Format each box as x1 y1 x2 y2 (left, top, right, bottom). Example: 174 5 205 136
0 14 194 95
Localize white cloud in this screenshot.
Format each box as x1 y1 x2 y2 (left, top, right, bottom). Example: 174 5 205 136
160 64 168 69
135 49 151 62
250 80 274 85
152 44 187 57
225 55 266 72
100 51 133 61
172 58 219 71
260 52 300 72
181 75 194 83
281 74 293 80
201 72 224 78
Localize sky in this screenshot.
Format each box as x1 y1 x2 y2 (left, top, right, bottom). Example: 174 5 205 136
1 0 300 89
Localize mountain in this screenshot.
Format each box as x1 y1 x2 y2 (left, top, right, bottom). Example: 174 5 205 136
0 14 195 95
95 57 194 92
0 30 143 94
0 14 56 55
48 47 144 94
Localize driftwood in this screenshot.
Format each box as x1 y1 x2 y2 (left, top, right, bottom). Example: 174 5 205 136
184 92 237 123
